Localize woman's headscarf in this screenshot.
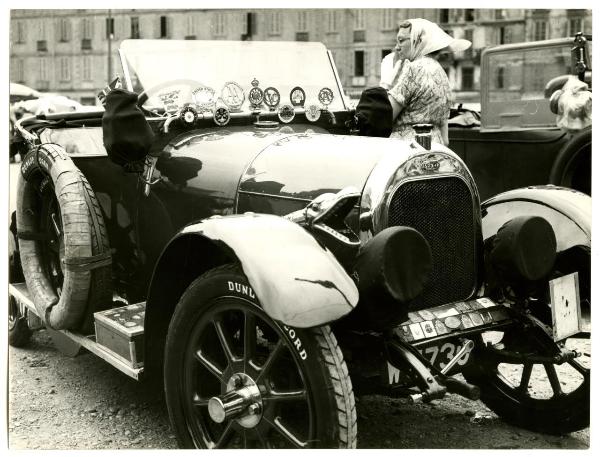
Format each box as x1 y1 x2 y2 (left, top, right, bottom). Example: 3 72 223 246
403 18 471 61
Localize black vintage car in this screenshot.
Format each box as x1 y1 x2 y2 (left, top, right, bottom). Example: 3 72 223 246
449 33 591 200
9 39 591 448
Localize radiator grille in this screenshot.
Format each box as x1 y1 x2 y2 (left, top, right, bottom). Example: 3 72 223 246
387 177 476 309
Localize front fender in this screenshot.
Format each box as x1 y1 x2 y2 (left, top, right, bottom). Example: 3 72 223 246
482 185 591 252
155 213 358 328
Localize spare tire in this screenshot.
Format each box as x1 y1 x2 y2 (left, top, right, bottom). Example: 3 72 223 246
17 143 112 332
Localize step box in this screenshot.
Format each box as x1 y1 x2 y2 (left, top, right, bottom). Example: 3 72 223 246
94 303 145 369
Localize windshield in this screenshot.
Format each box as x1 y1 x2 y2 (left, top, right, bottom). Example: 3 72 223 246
119 39 347 112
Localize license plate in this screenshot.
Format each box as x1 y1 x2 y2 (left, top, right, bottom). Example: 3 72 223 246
549 272 582 341
387 341 471 385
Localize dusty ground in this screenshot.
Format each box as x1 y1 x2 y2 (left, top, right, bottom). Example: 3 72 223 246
7 329 589 450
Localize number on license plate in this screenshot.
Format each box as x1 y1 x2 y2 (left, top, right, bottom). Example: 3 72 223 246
387 341 471 385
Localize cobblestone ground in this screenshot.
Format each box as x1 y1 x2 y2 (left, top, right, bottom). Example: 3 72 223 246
8 330 589 449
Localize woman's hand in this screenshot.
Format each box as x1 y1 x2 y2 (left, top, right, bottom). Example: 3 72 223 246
379 52 403 90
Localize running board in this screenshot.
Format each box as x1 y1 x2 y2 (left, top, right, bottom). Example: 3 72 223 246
9 283 145 381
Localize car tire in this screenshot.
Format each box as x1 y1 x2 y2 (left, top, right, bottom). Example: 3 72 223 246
9 295 32 348
464 247 590 435
164 264 357 449
17 144 112 332
549 126 591 195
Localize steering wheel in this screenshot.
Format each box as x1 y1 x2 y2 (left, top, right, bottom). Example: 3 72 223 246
136 79 205 109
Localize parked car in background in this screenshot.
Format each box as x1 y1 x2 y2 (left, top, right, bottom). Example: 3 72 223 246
449 34 591 200
9 39 590 449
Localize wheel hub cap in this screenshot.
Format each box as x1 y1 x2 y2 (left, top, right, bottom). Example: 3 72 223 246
208 372 263 428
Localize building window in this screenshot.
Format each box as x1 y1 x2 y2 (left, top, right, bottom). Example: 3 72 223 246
59 57 71 81
37 40 48 52
353 10 365 30
213 12 226 37
81 18 92 39
354 50 364 77
498 26 506 44
186 15 196 39
464 29 473 46
297 11 308 32
14 59 25 83
296 32 309 41
15 21 25 44
534 20 547 41
495 67 505 89
495 9 505 20
106 17 114 39
464 9 475 22
268 12 282 35
82 56 92 81
131 17 140 39
440 9 449 23
39 58 48 82
382 9 395 30
569 18 583 36
326 10 338 33
462 67 474 90
81 38 92 50
59 18 70 42
160 15 169 38
353 30 365 42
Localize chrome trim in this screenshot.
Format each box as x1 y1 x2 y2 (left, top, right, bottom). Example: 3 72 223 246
327 50 349 111
119 48 133 92
14 115 39 144
359 144 481 244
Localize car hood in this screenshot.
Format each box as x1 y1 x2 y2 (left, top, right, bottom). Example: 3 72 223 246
162 125 432 208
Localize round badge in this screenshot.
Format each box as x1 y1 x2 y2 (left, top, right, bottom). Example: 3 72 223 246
290 86 306 107
192 85 216 112
305 104 321 122
444 315 461 330
318 87 334 106
277 104 295 123
263 87 281 110
221 81 245 111
213 106 230 126
180 104 198 125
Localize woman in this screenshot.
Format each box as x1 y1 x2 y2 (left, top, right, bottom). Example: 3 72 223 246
379 19 471 145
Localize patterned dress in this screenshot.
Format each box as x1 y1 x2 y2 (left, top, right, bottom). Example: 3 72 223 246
388 56 452 145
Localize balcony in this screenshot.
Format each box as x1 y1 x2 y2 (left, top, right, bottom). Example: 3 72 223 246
81 38 92 50
36 40 47 52
353 30 366 42
36 80 50 91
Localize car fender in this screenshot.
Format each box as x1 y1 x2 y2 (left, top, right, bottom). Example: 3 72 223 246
549 126 591 195
482 185 591 253
148 213 358 329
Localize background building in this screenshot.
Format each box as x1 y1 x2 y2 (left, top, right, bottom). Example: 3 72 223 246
9 8 592 105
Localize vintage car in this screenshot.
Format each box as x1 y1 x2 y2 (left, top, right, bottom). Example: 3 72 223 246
9 39 591 449
449 33 592 200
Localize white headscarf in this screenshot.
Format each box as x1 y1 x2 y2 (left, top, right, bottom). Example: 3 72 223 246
405 18 471 61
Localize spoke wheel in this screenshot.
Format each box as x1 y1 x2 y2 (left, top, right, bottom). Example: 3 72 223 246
164 264 357 449
464 328 590 434
39 183 65 296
